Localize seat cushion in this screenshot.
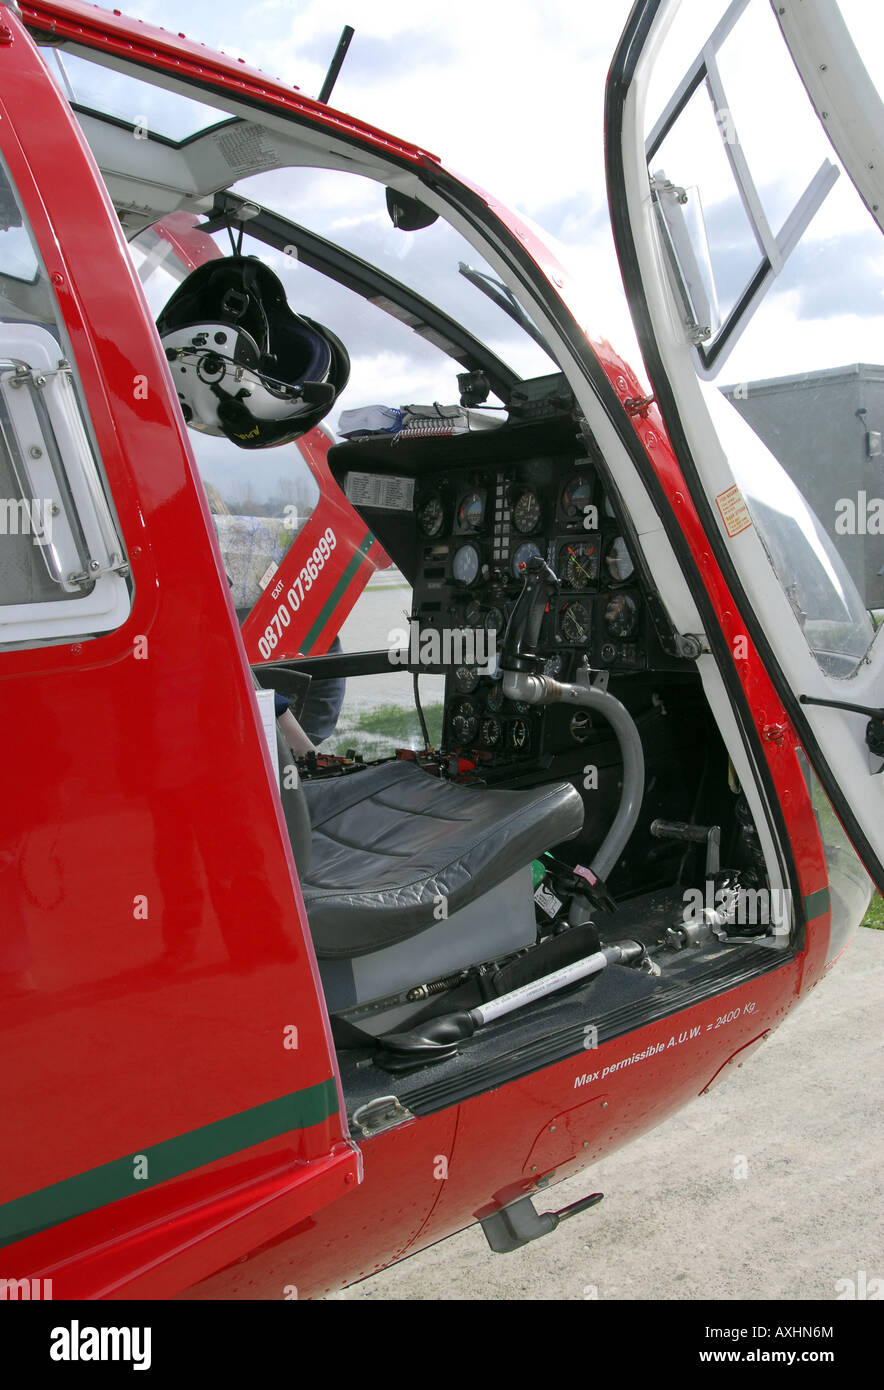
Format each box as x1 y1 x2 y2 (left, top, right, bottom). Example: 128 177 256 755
301 760 583 958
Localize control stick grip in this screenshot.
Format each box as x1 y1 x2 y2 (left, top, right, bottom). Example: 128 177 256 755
500 556 559 672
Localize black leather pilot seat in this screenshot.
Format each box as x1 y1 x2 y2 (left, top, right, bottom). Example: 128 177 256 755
294 759 584 1023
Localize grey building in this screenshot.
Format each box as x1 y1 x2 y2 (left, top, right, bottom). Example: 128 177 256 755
721 363 884 610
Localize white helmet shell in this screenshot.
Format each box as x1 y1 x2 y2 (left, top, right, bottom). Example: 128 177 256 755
156 255 350 448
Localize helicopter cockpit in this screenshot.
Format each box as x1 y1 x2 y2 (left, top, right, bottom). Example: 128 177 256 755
131 209 780 1073
13 17 876 1102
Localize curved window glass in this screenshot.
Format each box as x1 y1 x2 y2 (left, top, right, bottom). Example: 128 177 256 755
644 0 884 676
0 159 131 649
731 443 875 676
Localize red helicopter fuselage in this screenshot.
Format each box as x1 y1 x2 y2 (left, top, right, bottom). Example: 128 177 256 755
0 0 876 1301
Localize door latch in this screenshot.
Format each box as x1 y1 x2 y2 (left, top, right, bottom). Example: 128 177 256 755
350 1094 414 1138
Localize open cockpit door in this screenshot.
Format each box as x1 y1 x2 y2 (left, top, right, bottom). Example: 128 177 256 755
0 8 359 1296
607 0 884 890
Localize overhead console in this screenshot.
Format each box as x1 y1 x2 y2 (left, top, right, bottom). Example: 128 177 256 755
326 378 692 772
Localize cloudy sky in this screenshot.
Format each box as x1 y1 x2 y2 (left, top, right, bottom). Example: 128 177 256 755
79 0 883 499
89 0 883 383
92 0 641 367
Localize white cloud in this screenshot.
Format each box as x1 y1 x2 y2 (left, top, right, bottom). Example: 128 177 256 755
90 0 884 403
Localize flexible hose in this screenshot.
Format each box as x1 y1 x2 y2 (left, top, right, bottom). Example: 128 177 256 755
501 670 645 881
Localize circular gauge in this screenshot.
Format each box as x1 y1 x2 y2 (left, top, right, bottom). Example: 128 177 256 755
451 700 478 744
457 491 485 531
561 600 591 644
570 710 593 744
479 716 502 748
486 683 505 712
454 664 480 694
605 535 634 584
509 718 531 752
604 592 640 638
417 492 444 537
561 539 600 590
512 489 542 534
512 541 543 579
483 605 505 634
543 653 565 679
561 472 593 518
511 699 530 715
464 599 482 627
452 542 480 586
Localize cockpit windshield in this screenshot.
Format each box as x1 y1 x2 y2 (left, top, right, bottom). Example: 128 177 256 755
127 167 553 640
43 48 237 144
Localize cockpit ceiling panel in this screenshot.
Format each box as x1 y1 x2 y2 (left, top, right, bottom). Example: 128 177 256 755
51 44 406 220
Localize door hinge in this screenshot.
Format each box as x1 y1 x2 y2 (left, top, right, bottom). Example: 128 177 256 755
67 555 130 589
350 1094 414 1138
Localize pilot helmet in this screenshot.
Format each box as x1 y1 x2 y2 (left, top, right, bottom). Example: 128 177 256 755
156 255 349 448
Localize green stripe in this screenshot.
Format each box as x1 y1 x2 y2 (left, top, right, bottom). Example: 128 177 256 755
302 532 376 654
0 1078 338 1251
804 886 831 921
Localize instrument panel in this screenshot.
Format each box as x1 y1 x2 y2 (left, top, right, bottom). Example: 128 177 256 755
413 449 654 760
328 407 691 769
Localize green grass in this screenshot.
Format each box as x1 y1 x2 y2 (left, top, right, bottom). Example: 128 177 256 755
864 893 884 930
324 701 445 757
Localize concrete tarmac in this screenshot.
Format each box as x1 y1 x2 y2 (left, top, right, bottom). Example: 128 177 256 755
334 927 883 1301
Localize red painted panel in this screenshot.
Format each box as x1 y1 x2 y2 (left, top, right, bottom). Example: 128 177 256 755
0 1136 359 1300
178 1110 459 1301
0 10 354 1281
2 1 844 1302
404 963 801 1253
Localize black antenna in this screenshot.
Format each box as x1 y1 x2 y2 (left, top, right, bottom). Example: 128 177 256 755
318 25 354 105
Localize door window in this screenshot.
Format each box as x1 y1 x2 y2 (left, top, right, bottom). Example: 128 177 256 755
642 0 883 675
0 159 131 648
